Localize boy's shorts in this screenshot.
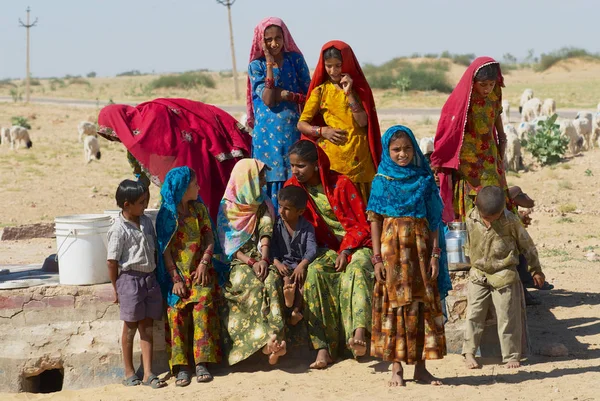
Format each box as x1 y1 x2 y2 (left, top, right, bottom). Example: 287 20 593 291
116 270 163 322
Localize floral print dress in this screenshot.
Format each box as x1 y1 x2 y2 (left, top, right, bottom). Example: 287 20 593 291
164 202 221 369
219 205 286 365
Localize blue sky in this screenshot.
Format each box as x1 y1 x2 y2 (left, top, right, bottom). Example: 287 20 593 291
0 0 597 79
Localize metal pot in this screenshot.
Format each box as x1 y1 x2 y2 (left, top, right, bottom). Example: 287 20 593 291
445 222 469 266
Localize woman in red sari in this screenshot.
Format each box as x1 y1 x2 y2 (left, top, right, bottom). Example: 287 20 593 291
285 140 374 369
297 41 382 204
98 98 252 221
430 57 508 223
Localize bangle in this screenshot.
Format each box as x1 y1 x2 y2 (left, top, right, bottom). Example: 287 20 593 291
261 256 271 264
167 264 177 272
432 247 442 256
204 249 214 257
265 78 275 89
200 259 210 265
247 258 258 267
432 254 440 259
312 126 321 138
348 101 361 113
266 62 275 67
371 254 383 265
172 274 182 284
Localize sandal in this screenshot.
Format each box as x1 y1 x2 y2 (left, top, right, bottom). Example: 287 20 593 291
122 374 141 386
175 369 192 387
195 364 213 383
142 374 167 389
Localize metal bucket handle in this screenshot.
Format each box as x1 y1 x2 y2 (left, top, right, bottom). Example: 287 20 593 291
54 229 75 262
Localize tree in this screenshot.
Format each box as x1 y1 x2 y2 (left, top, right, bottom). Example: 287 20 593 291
87 71 97 78
503 53 517 65
216 0 240 100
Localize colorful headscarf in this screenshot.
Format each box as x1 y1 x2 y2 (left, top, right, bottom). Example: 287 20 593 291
430 57 504 222
217 159 275 259
156 166 229 307
246 17 304 128
367 125 443 231
285 140 372 255
303 40 382 168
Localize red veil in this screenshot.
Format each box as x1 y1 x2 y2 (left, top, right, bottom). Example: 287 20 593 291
430 57 504 222
303 40 382 168
97 98 252 221
285 142 372 258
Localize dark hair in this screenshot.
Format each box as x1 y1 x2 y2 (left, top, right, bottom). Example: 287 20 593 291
474 64 499 82
475 186 505 216
277 186 308 210
188 169 197 183
323 47 342 62
389 130 410 143
115 179 147 208
288 140 318 163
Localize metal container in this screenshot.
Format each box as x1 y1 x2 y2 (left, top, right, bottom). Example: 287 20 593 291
445 222 469 266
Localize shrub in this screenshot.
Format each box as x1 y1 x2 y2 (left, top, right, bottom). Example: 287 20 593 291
9 88 22 103
117 70 144 77
50 78 66 90
11 116 31 129
524 114 569 165
558 180 573 190
149 71 216 90
0 78 16 88
534 47 600 72
68 77 91 86
365 59 453 93
28 78 41 86
450 53 476 66
558 204 577 213
87 71 97 78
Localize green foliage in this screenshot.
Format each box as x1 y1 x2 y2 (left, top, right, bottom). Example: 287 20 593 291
0 78 16 88
534 47 600 72
149 71 216 90
524 114 569 165
585 169 593 177
49 78 66 91
87 71 97 78
364 59 452 93
9 88 22 103
11 116 31 129
117 70 144 77
450 53 476 66
68 77 91 86
28 77 41 86
558 203 577 213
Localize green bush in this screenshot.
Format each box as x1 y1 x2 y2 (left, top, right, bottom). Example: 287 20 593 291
9 88 22 103
117 70 144 77
11 116 31 129
524 114 569 165
534 47 600 72
450 53 476 66
68 77 91 86
87 71 97 78
28 78 41 86
0 78 16 88
149 71 216 90
365 59 453 93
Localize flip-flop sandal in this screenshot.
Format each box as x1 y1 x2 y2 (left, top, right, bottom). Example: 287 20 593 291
122 374 141 386
142 374 167 389
175 369 192 387
195 364 213 383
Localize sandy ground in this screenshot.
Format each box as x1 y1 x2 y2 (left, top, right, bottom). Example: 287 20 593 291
1 85 600 400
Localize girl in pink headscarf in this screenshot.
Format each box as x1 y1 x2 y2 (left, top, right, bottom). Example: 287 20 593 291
247 17 311 211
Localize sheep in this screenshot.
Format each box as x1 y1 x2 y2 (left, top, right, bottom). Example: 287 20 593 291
78 121 97 143
501 100 511 124
419 137 434 156
541 98 556 118
592 112 600 149
83 135 101 163
573 114 593 151
503 124 522 172
559 120 582 155
519 89 534 114
517 121 536 141
9 126 32 149
1 127 10 145
597 102 600 113
521 97 542 122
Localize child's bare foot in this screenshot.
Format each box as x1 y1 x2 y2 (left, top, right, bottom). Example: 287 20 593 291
464 353 481 369
414 362 443 386
289 310 303 326
269 341 287 365
388 362 405 387
283 283 296 308
348 327 367 357
309 348 333 369
505 360 521 369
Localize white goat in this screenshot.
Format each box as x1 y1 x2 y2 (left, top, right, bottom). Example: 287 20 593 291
9 126 32 149
0 127 10 145
517 122 536 141
503 124 522 172
592 112 600 150
560 120 583 155
574 112 593 150
84 135 101 163
521 98 542 122
541 98 556 118
519 89 534 114
78 121 97 143
501 100 511 124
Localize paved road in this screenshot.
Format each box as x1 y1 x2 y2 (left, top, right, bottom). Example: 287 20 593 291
0 96 581 119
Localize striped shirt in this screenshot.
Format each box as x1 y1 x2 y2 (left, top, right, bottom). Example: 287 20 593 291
107 212 157 273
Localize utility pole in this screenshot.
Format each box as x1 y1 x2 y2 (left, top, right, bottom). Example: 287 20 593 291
19 7 38 103
216 0 240 100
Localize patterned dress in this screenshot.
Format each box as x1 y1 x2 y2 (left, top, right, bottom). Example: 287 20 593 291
165 202 221 369
303 184 374 358
369 213 446 364
300 81 376 203
219 205 286 365
249 52 311 209
455 87 507 219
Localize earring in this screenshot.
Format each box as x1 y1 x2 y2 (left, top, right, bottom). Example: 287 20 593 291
315 166 319 171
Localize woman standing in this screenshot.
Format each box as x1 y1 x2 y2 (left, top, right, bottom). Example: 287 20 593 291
297 41 381 203
247 17 311 210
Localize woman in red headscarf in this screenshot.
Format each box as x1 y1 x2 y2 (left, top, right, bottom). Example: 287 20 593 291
430 57 508 223
297 41 381 204
97 98 252 221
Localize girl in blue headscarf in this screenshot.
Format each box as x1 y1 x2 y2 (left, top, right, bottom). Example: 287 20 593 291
367 125 447 387
156 166 226 387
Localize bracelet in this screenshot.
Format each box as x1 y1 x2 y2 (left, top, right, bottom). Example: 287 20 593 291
266 62 275 67
348 101 361 113
432 254 440 259
312 126 321 138
261 256 271 264
200 259 210 265
167 264 177 272
172 274 183 284
432 247 442 256
265 78 275 89
247 258 258 267
371 254 383 265
203 249 214 257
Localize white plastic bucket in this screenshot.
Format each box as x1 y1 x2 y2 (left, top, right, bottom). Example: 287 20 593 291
104 209 159 230
55 214 112 285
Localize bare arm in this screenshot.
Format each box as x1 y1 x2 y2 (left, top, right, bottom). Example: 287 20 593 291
371 220 383 256
107 260 118 290
495 114 507 159
347 91 368 127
